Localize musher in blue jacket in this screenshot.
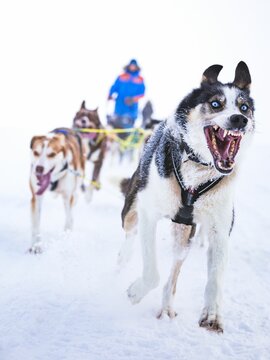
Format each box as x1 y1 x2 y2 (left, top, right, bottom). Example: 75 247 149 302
108 59 145 129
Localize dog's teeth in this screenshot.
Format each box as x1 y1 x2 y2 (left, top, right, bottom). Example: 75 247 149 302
229 141 235 157
223 130 227 138
231 131 242 137
218 160 234 171
213 125 218 130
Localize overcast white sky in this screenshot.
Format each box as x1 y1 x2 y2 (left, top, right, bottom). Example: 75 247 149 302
0 0 269 142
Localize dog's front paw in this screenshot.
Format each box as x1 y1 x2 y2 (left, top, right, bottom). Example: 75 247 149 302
157 307 177 320
28 244 43 254
127 275 159 304
199 308 223 333
127 278 149 304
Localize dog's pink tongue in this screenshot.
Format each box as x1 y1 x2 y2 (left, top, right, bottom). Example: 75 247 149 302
82 132 97 140
36 172 51 195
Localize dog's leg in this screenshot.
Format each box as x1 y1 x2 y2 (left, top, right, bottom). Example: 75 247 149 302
117 227 137 269
29 194 43 253
157 223 194 319
127 209 159 304
199 225 228 333
63 193 74 231
85 184 94 203
194 223 206 247
86 145 105 202
85 161 101 203
118 207 138 268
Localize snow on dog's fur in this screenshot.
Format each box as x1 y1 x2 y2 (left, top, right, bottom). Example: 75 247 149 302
29 128 85 253
119 62 255 333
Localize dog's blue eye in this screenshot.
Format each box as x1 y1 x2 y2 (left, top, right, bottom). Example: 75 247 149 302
211 101 221 109
240 104 248 112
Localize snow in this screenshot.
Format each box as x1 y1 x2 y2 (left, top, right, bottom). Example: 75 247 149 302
0 128 269 360
1 0 270 358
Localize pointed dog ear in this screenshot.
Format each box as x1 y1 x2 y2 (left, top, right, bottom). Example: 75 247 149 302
94 107 99 113
81 100 86 109
233 61 251 89
30 136 44 149
201 64 223 85
30 136 38 149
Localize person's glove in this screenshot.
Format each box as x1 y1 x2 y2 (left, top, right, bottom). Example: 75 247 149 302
124 97 134 105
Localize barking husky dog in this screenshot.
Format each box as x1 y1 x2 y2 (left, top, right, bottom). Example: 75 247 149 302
29 128 85 253
73 101 107 201
120 62 255 333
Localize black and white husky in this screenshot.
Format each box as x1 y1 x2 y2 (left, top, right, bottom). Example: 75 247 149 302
120 62 255 333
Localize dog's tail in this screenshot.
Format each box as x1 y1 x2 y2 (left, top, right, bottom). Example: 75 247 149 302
120 178 131 196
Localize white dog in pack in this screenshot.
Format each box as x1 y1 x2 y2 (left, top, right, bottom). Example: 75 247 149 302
29 128 85 253
119 62 255 333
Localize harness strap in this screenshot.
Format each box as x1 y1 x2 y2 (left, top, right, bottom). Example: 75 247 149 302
52 128 69 135
180 135 210 167
171 152 224 225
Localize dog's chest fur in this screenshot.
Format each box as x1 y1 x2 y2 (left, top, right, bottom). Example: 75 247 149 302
136 122 235 221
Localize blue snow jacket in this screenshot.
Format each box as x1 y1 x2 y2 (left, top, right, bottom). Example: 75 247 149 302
109 70 145 123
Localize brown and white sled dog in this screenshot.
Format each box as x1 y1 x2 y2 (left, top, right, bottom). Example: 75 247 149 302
29 128 85 253
73 101 107 202
120 62 255 333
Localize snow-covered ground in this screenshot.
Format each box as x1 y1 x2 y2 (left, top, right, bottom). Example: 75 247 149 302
0 127 269 360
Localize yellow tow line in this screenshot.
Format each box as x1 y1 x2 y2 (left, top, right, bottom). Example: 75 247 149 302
74 127 149 134
75 127 152 151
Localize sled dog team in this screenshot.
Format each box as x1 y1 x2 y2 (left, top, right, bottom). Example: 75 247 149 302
29 62 255 333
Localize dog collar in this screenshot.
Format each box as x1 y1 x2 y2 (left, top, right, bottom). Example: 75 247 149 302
171 152 224 225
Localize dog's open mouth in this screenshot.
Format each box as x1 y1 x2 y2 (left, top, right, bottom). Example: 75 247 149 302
204 125 243 174
75 126 98 140
81 132 98 140
36 168 54 195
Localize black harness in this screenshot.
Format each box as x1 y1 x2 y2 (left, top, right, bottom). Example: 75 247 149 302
171 152 224 226
182 141 210 167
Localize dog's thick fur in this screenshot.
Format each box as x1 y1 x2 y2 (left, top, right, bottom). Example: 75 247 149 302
120 62 255 332
73 101 107 201
29 128 85 253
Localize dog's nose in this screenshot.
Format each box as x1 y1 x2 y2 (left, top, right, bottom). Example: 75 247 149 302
229 114 248 130
36 166 44 174
81 119 86 125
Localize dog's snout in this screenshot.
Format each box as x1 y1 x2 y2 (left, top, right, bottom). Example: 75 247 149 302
36 166 44 174
229 114 248 129
81 119 86 125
